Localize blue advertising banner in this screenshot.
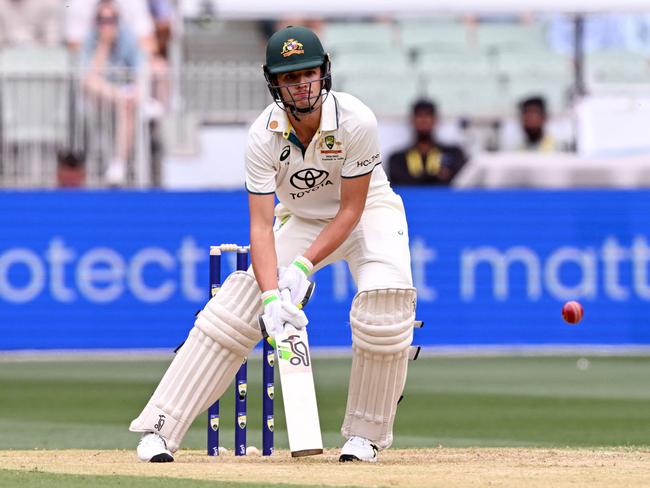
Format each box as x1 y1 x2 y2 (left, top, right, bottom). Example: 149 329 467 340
0 189 649 350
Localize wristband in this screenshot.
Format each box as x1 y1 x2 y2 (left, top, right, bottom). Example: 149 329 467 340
292 256 313 277
261 289 280 306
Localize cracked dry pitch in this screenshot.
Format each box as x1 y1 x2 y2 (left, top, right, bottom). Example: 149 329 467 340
1 448 650 488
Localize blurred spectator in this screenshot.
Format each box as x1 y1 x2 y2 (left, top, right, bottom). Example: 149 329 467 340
65 0 155 56
505 96 562 153
388 99 467 186
0 0 62 46
148 0 174 59
57 150 86 188
147 0 175 112
82 0 144 186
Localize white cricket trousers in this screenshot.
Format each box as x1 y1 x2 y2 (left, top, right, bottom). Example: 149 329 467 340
271 192 413 291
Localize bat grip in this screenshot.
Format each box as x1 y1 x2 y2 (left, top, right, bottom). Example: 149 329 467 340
258 315 269 339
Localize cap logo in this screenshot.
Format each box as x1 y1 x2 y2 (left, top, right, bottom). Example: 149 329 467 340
282 38 304 57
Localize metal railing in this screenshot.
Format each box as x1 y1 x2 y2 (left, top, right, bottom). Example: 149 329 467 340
0 60 273 188
0 64 153 188
176 61 271 124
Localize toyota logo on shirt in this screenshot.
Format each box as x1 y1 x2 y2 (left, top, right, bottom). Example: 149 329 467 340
290 169 329 190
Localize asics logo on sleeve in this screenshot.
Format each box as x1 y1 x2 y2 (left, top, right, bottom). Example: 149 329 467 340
280 145 290 162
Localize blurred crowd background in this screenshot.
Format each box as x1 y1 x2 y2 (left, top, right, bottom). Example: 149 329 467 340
0 0 649 189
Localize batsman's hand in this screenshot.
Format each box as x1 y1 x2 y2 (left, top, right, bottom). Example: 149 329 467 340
278 256 315 307
258 289 308 339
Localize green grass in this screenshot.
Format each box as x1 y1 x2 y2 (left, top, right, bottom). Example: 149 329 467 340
0 356 649 450
0 470 348 488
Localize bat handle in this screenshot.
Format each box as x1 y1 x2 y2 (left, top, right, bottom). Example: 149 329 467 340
258 315 269 339
258 315 276 348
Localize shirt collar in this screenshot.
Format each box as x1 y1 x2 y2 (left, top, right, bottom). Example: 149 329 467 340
265 106 290 135
319 92 338 133
265 91 339 137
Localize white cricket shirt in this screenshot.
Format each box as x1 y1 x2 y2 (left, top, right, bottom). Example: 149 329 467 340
245 91 393 220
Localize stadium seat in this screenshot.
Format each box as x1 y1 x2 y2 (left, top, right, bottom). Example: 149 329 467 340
0 45 70 144
398 18 470 53
178 62 270 123
502 74 572 115
182 20 265 63
424 74 506 118
417 49 493 76
322 22 396 56
475 22 547 53
496 48 573 80
332 47 411 75
338 72 421 117
586 50 650 85
0 44 70 71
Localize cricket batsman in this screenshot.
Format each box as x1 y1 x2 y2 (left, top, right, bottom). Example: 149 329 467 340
130 25 417 463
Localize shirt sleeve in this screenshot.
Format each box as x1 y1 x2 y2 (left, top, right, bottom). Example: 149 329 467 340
341 107 382 178
245 128 276 194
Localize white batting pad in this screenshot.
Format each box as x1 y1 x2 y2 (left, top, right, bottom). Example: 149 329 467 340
341 288 417 449
129 271 262 452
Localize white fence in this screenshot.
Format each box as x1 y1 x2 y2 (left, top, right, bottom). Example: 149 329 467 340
0 65 152 188
176 62 270 123
0 58 272 188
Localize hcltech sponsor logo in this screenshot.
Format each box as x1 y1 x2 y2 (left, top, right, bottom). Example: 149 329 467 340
289 168 333 199
356 153 380 168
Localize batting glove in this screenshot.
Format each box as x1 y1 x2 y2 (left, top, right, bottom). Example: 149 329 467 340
278 256 315 307
258 289 308 340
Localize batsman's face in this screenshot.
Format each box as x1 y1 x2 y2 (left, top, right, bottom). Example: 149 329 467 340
276 68 321 109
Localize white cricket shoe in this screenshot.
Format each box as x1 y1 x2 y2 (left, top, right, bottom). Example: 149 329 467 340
136 432 174 462
339 436 379 463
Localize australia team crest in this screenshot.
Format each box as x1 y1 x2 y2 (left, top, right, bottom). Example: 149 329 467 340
319 135 344 160
282 38 304 57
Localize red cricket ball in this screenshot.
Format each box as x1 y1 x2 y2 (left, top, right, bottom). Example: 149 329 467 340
562 301 584 324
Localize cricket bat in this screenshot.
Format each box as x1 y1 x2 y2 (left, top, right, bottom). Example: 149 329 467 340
274 323 323 457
